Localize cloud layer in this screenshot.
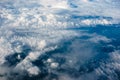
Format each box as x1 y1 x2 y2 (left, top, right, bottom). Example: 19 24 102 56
0 0 120 80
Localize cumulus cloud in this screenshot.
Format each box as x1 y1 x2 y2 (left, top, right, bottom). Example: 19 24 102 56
0 0 120 80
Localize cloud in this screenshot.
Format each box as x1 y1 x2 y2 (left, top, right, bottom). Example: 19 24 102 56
0 0 120 80
88 34 111 43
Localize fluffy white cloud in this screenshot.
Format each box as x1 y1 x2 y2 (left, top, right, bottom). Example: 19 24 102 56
0 0 119 80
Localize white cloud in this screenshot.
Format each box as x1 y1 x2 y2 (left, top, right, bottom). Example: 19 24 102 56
27 66 40 76
88 34 111 43
50 62 59 69
0 0 119 80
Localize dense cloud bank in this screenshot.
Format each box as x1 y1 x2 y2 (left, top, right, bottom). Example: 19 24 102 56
0 0 120 80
